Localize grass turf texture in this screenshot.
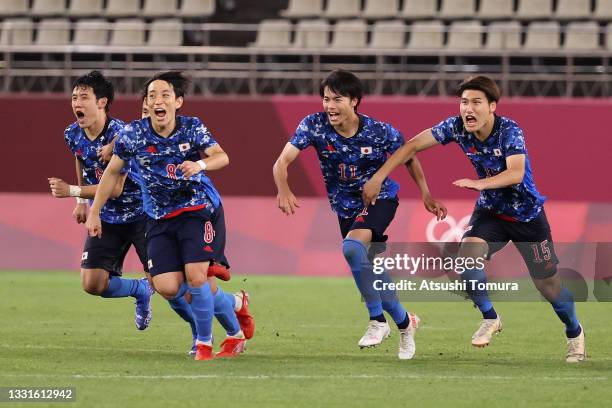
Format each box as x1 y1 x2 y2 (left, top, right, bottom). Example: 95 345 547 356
0 271 610 408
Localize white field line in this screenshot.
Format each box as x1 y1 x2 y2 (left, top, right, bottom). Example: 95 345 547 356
0 373 607 382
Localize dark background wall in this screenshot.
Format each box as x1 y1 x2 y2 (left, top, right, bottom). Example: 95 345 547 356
2 95 610 201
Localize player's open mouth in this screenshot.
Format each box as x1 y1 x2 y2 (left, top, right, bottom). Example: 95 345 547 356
465 115 477 126
75 110 85 119
328 112 339 120
154 108 166 120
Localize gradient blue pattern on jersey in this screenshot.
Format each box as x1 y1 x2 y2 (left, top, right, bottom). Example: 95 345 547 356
290 112 402 219
64 118 144 224
113 116 221 220
431 115 545 222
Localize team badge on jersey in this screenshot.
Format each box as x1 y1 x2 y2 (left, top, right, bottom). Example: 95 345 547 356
493 148 502 156
179 142 191 152
361 146 372 155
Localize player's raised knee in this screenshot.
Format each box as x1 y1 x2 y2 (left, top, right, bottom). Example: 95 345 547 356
342 238 366 262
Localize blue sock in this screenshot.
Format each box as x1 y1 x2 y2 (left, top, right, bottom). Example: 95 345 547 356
550 287 581 338
342 238 383 318
168 296 197 338
462 268 497 319
188 282 214 343
213 288 240 336
379 270 409 327
101 276 145 298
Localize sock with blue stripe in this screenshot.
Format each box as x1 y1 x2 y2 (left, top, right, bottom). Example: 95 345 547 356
462 268 497 319
213 287 240 336
101 276 146 298
188 282 214 343
550 287 581 338
342 238 383 319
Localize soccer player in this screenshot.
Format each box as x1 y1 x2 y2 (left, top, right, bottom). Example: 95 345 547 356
48 70 153 330
273 69 446 360
86 71 251 360
362 75 586 363
138 89 252 356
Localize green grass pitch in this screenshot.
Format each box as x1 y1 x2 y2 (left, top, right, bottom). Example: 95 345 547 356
1 271 611 407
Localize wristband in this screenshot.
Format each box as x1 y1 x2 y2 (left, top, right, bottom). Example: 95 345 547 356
197 160 207 171
76 197 88 204
69 185 82 198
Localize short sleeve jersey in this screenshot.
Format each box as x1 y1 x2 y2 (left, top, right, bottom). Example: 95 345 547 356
290 112 402 219
431 115 545 222
64 118 144 224
113 116 222 220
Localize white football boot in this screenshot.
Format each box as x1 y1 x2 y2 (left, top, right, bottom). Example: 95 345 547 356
471 317 502 347
358 320 391 348
398 313 420 360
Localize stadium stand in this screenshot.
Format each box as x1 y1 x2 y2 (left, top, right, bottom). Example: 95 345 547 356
323 0 362 19
400 0 438 19
362 0 399 19
68 0 104 18
0 18 33 45
524 21 561 50
148 18 183 47
109 18 146 46
447 20 483 50
515 0 553 20
0 0 611 96
485 20 521 50
280 0 324 18
330 19 367 49
477 0 515 20
293 18 329 48
30 0 66 17
36 18 70 45
0 0 29 17
105 0 140 18
439 0 477 20
179 0 216 18
73 18 108 45
250 19 292 49
369 19 406 49
142 0 179 18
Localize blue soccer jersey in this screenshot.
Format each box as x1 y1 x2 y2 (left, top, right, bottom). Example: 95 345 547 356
290 112 402 219
64 118 144 224
431 115 546 222
113 116 222 220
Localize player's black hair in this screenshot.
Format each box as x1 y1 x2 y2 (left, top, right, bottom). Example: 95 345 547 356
144 71 189 99
319 69 363 111
456 76 501 103
72 70 114 112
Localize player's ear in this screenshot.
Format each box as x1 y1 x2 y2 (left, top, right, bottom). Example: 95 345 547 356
489 101 497 114
97 97 108 111
175 96 184 110
350 97 358 110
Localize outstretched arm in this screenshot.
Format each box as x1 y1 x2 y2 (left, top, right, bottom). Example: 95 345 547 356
272 143 301 216
363 129 440 206
453 154 525 191
85 155 126 237
405 156 447 221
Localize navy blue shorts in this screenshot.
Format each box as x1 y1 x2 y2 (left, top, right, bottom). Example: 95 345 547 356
463 208 559 279
338 197 398 244
145 205 229 276
81 218 148 276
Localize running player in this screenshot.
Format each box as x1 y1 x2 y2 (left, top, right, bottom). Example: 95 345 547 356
362 75 585 363
48 70 153 330
86 71 251 360
273 69 446 360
